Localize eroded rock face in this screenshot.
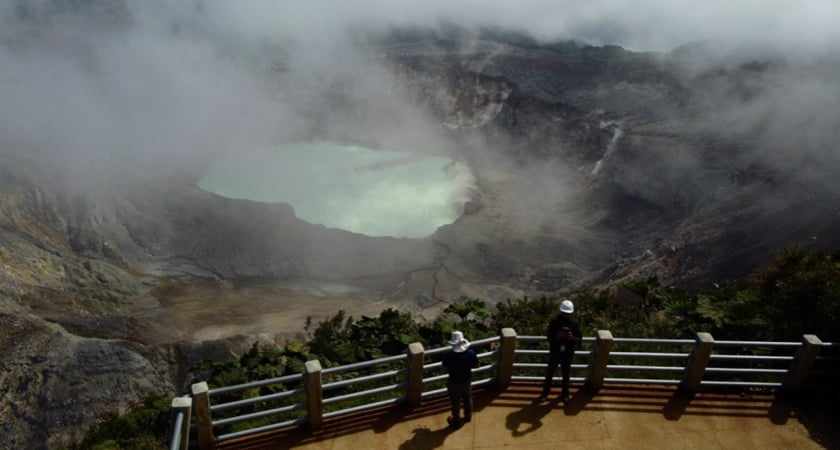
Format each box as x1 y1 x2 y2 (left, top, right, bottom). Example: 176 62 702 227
0 310 273 448
3 32 840 448
0 312 172 448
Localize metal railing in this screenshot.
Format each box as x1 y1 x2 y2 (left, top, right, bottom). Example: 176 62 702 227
168 330 839 450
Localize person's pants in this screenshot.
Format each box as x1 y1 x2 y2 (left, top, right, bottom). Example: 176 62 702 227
447 381 473 421
541 352 572 396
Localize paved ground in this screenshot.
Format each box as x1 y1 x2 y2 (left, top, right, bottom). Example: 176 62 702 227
218 383 838 449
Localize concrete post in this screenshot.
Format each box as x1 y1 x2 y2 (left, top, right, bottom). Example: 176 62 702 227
191 382 215 450
168 396 192 450
783 334 822 392
682 332 714 392
495 328 517 389
304 360 323 430
587 330 613 389
407 342 425 408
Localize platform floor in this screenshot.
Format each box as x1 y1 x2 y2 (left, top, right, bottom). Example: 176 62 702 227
217 383 838 449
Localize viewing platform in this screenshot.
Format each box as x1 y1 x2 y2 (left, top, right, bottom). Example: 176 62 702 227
214 383 836 449
167 329 839 449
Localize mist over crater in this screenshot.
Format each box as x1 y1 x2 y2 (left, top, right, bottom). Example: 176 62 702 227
196 141 475 238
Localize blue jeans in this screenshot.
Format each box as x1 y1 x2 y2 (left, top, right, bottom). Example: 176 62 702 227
446 381 473 422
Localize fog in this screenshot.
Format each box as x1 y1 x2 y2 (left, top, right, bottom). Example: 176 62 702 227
201 0 840 53
2 0 839 200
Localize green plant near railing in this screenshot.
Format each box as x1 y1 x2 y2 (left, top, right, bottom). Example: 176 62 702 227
60 395 171 450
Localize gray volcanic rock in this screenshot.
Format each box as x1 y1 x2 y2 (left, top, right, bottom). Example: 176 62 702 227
0 312 173 448
0 310 266 447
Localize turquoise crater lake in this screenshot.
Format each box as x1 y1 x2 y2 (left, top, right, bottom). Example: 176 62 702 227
197 142 474 238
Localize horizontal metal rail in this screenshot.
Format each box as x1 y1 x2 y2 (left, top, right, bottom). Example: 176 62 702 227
421 387 448 398
514 349 547 356
516 335 546 343
714 340 802 348
422 373 448 384
322 368 407 391
471 336 501 347
323 396 404 419
323 382 407 405
612 338 695 345
709 354 793 362
512 363 589 370
604 377 681 385
511 375 587 383
212 402 305 427
701 380 782 388
473 364 497 375
208 373 303 396
472 377 494 388
610 351 690 359
322 353 407 375
423 361 444 370
425 337 499 358
513 349 591 357
704 367 787 375
606 364 685 372
426 347 451 357
216 416 307 442
517 335 597 343
211 387 305 412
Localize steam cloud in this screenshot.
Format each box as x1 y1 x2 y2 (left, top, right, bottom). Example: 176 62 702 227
1 0 839 196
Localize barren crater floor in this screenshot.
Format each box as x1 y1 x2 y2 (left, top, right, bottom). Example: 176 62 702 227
154 279 397 341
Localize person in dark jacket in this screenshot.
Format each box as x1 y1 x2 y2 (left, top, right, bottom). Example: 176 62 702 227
538 299 582 404
441 330 479 429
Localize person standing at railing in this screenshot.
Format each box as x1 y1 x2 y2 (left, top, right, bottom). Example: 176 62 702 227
538 299 582 405
442 330 479 429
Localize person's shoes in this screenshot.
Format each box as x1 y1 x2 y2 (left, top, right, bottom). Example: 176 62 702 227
447 416 462 429
463 415 472 423
537 395 549 404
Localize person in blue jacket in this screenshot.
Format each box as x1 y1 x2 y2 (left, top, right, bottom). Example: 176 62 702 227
538 299 582 404
442 330 479 429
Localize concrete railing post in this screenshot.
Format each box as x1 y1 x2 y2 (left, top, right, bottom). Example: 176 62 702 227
407 342 425 407
587 330 613 389
495 328 517 389
168 396 192 450
191 382 215 450
304 360 323 431
682 332 714 392
783 334 822 393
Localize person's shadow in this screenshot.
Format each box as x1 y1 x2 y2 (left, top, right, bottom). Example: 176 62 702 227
505 397 557 437
398 425 453 450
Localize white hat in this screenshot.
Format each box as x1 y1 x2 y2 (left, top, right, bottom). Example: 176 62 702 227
560 299 574 314
449 331 470 353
